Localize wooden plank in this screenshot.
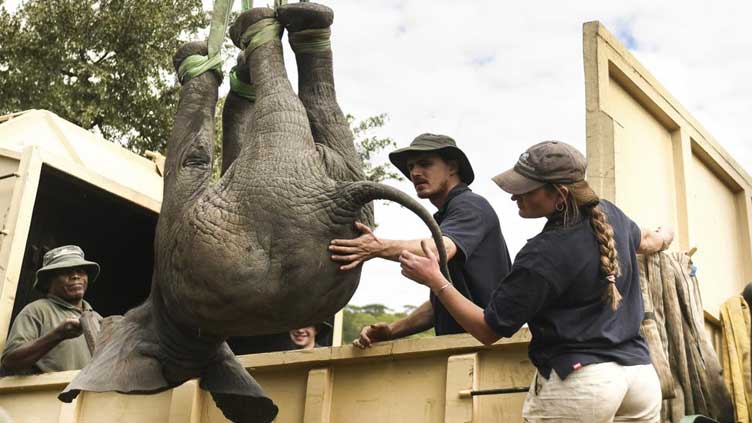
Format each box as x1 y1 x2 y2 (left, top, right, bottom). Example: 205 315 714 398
39 150 161 213
58 395 81 423
0 370 77 393
444 353 477 423
0 146 42 349
303 368 333 423
168 379 201 423
239 329 531 370
331 309 343 347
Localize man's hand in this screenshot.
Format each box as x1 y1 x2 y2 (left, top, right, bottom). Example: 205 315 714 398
53 318 83 341
330 221 383 270
353 323 393 349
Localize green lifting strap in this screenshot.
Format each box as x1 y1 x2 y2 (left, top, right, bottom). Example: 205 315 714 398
179 0 236 83
178 53 224 83
241 0 253 11
289 28 331 54
240 18 283 53
229 67 256 102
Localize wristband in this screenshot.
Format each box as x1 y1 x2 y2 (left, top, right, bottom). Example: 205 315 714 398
434 282 453 296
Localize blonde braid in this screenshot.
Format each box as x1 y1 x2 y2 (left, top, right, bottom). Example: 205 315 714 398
590 206 622 310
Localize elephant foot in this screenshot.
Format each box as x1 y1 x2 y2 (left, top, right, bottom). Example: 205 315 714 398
229 7 277 50
276 2 333 32
173 41 223 84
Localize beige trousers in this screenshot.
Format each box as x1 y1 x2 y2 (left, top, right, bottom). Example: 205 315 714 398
522 362 661 422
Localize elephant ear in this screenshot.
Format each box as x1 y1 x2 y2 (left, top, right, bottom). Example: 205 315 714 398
59 305 168 401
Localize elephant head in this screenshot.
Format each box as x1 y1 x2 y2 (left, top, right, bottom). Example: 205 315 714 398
59 3 450 422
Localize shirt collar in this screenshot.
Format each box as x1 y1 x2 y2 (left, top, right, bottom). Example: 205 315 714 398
47 295 92 312
434 183 471 221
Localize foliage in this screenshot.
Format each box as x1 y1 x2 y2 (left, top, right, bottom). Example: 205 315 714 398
0 0 207 153
347 113 403 183
342 303 434 343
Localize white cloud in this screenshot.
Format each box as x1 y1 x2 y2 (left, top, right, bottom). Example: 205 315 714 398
5 0 752 310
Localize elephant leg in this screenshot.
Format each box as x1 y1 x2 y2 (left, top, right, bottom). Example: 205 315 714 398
161 41 220 221
221 52 256 175
228 8 316 165
277 3 363 180
277 3 374 225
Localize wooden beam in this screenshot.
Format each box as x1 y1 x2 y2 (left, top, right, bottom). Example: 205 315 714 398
444 353 478 422
0 146 43 350
168 379 202 423
303 368 333 423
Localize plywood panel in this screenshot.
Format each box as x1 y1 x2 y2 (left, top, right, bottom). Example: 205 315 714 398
608 78 678 231
330 356 446 423
476 344 534 422
78 390 172 423
689 153 745 315
0 389 62 423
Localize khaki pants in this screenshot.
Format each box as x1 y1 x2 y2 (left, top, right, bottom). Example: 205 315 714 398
522 362 661 422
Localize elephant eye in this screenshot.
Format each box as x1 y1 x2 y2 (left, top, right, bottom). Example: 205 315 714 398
182 153 209 168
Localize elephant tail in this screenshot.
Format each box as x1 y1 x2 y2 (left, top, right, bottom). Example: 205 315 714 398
336 181 452 284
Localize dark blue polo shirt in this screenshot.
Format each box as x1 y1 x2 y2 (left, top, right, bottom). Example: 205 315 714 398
431 183 511 335
484 199 651 379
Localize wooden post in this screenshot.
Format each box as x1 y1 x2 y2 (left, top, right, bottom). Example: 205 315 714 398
168 380 202 423
0 146 42 349
444 353 478 422
303 368 334 423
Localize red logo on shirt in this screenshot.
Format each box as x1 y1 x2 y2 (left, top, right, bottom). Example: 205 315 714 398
572 362 582 370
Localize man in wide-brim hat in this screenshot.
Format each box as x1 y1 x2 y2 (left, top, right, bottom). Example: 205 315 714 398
1 245 102 375
330 133 512 347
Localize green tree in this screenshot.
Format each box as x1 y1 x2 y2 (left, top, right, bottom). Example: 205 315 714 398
347 113 403 183
0 0 207 153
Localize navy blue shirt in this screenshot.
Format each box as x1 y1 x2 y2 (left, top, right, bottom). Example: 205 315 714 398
483 200 650 379
432 183 511 335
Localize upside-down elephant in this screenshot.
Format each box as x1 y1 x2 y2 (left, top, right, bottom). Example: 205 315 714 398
59 3 450 423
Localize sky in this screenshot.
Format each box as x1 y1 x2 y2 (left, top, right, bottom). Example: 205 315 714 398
4 1 752 311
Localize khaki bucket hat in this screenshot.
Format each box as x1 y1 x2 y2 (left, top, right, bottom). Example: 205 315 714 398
493 140 587 195
34 245 100 292
389 133 475 184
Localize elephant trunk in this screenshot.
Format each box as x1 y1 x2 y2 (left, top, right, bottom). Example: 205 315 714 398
336 181 452 282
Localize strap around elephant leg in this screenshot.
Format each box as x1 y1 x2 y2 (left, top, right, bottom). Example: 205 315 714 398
229 67 257 102
240 18 284 53
178 54 224 84
289 28 331 54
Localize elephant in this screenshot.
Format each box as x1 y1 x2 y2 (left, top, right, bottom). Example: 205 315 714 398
58 3 450 423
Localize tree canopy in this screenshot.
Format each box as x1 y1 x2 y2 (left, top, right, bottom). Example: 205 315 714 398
342 304 433 343
0 0 206 153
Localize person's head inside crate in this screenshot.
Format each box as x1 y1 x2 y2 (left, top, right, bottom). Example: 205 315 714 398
1 245 102 375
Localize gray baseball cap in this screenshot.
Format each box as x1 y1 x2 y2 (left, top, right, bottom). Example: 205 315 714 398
34 245 100 292
389 133 475 184
493 141 587 195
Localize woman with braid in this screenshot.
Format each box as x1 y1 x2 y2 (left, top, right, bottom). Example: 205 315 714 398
399 141 673 422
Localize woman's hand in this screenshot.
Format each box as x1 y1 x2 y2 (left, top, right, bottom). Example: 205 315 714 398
399 240 446 290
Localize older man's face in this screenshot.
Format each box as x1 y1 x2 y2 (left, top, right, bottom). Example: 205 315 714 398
48 267 88 303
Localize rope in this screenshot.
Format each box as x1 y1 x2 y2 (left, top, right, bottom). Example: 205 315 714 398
289 28 331 54
229 67 256 101
240 18 283 53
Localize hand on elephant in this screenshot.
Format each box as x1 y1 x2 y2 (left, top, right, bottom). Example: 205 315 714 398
329 221 383 270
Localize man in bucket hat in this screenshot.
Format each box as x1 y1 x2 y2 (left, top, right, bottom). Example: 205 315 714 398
330 133 511 347
1 245 102 375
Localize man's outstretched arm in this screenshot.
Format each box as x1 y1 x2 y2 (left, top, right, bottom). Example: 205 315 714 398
330 221 457 270
353 300 435 349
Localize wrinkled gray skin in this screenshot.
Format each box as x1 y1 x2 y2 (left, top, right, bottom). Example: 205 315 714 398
59 4 449 423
